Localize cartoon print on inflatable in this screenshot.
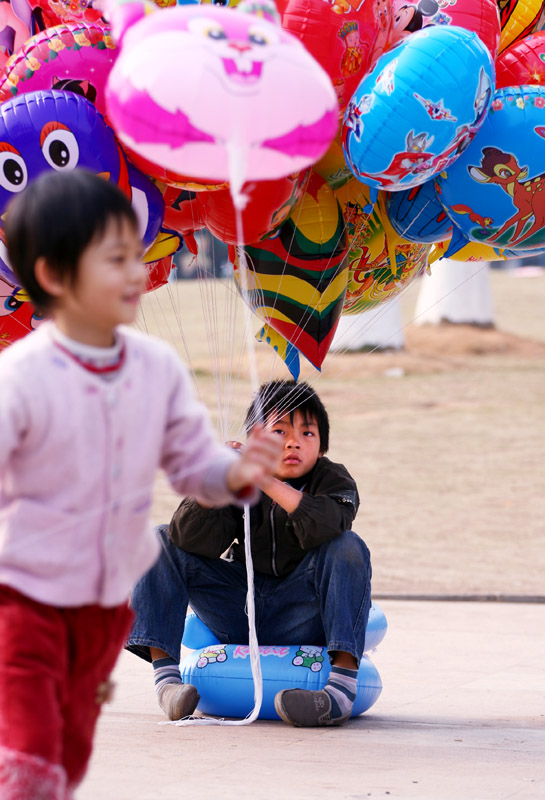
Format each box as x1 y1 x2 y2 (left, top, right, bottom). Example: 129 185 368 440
436 84 545 252
197 645 228 668
292 645 324 671
334 177 374 249
0 90 169 286
0 23 117 118
104 0 338 202
180 644 382 720
342 25 494 191
179 606 387 720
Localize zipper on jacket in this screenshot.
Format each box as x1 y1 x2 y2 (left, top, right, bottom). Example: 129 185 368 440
269 501 279 576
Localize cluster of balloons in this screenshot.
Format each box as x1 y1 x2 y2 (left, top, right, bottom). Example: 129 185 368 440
0 0 544 378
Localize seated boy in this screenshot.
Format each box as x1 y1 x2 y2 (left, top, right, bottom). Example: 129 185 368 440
127 379 372 727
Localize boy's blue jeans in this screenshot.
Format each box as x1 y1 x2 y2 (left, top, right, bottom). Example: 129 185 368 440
127 525 372 666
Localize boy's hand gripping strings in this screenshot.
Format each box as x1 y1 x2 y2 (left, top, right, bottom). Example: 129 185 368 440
225 425 282 499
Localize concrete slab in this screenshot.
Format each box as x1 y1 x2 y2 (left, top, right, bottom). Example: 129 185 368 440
79 601 545 800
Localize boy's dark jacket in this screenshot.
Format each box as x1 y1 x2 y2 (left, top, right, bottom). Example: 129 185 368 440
168 456 359 578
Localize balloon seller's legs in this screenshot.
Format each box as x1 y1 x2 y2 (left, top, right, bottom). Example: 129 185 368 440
267 532 372 728
127 525 251 663
257 531 372 666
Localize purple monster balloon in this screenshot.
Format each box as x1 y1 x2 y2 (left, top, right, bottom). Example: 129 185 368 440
0 89 165 287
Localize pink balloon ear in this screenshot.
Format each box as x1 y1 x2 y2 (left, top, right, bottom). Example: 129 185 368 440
101 0 158 47
236 0 281 26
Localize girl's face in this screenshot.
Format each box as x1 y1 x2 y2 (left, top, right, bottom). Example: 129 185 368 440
52 217 147 346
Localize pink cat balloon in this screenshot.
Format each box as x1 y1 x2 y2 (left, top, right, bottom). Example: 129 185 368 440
104 0 338 202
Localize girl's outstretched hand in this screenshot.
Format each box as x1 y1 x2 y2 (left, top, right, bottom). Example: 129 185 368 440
225 425 281 496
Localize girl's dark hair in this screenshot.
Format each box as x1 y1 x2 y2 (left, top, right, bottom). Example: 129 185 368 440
245 380 329 453
4 169 138 313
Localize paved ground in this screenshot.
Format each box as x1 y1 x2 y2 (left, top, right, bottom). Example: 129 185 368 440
80 600 545 800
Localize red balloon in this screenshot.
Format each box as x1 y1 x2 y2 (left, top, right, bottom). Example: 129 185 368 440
390 0 501 58
200 172 309 245
276 0 392 111
496 31 545 88
144 256 174 292
162 185 205 239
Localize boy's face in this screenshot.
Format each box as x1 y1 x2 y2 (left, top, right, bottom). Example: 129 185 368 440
269 409 323 481
52 217 146 346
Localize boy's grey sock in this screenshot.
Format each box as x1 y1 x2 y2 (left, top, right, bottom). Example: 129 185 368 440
153 656 200 720
323 665 358 718
152 656 182 696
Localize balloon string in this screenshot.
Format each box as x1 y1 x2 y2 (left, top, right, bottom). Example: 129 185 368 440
170 181 264 726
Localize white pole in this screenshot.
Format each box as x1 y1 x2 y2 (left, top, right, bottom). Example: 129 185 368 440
414 259 494 327
330 296 405 351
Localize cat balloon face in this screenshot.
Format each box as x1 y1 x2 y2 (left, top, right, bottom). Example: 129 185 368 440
104 1 338 194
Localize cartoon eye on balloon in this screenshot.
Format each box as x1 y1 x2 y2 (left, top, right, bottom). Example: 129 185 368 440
40 123 80 171
0 147 28 193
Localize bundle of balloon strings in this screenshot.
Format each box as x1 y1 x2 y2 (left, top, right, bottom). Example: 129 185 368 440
163 505 262 727
164 234 263 727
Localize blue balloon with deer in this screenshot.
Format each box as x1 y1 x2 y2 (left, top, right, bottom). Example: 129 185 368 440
436 85 545 252
342 25 494 192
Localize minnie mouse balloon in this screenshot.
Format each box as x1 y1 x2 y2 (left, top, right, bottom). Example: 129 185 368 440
390 0 501 58
342 25 494 191
104 0 338 204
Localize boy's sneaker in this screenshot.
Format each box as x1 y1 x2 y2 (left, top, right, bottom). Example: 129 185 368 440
158 683 200 720
274 688 352 727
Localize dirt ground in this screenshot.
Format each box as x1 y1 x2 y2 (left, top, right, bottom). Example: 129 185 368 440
142 268 545 598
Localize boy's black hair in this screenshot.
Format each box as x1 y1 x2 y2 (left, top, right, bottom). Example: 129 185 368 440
4 169 139 313
245 380 329 453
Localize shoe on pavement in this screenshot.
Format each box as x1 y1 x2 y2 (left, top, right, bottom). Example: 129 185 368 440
158 683 200 721
274 688 351 728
